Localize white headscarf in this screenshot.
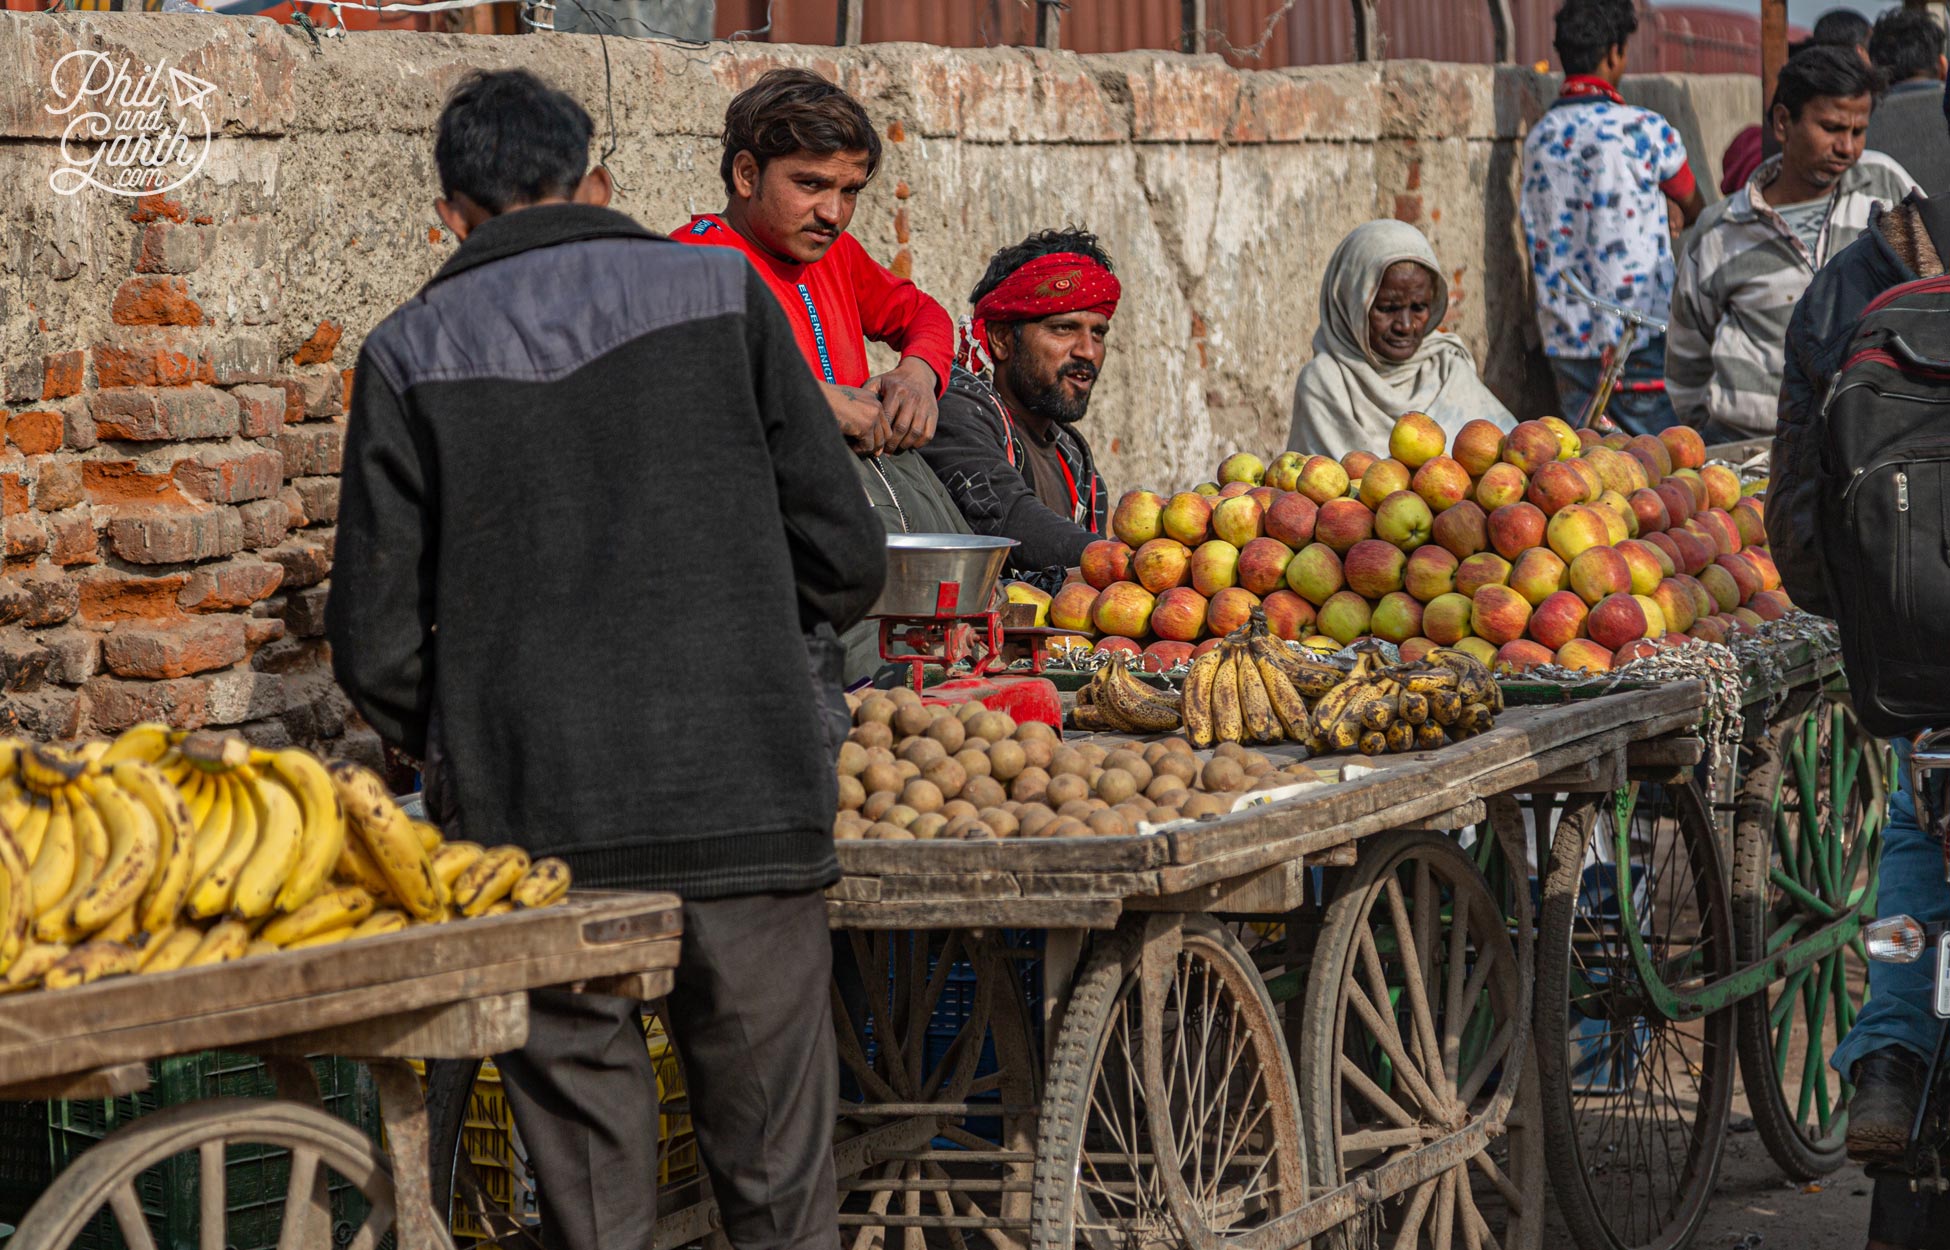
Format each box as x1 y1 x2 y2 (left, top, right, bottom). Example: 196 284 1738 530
1287 220 1515 459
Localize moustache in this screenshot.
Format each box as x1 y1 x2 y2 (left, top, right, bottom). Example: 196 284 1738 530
1059 365 1099 384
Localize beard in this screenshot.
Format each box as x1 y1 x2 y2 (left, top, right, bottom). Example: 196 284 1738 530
1011 360 1099 425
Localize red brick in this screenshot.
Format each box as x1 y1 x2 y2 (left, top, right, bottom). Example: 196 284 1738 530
62 408 96 452
280 371 342 422
41 352 83 401
211 335 277 386
39 628 98 684
1 472 26 517
83 674 210 734
7 411 62 456
342 368 356 414
132 222 205 274
274 585 331 638
34 461 81 512
263 536 333 589
0 630 54 692
47 507 99 567
107 508 244 565
278 424 343 478
245 616 286 650
92 387 239 442
292 320 343 366
79 571 189 623
0 581 24 626
129 195 188 225
292 477 338 525
231 385 288 439
19 573 78 627
110 276 204 328
102 616 247 679
82 461 188 507
278 485 308 529
93 333 213 388
179 558 283 613
3 687 85 740
172 445 283 504
238 498 288 549
5 515 46 560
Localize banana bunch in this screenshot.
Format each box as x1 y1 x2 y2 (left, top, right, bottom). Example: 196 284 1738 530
0 725 573 993
1182 613 1349 749
1310 646 1502 756
1072 656 1183 734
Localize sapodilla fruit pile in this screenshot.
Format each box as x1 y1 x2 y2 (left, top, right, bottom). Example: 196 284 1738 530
836 687 1317 840
0 724 570 993
1050 411 1787 676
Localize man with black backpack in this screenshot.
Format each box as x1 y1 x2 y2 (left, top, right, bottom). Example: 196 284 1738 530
1772 85 1950 1180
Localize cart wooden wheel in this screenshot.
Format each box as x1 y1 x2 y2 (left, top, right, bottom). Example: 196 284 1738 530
1536 783 1736 1250
1296 829 1544 1250
1733 697 1889 1180
1029 914 1307 1250
831 928 1041 1250
9 1096 417 1250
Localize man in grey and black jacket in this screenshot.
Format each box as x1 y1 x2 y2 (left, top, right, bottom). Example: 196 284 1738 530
329 70 883 1250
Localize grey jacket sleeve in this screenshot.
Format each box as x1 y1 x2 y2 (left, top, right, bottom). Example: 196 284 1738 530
920 386 1096 572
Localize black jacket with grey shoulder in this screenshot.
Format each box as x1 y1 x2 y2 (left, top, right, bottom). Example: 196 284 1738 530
327 204 886 899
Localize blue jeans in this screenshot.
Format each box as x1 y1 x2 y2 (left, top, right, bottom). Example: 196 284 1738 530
1833 741 1946 1079
1547 335 1679 439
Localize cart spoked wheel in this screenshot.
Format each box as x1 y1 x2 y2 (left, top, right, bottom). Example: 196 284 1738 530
1733 698 1889 1180
832 929 1041 1250
1536 783 1736 1250
1029 914 1307 1250
10 1097 417 1250
1296 829 1544 1250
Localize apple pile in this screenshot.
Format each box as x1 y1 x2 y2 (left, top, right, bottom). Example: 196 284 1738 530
1050 412 1787 676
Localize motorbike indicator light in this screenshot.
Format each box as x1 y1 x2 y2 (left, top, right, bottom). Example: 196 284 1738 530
1865 915 1926 963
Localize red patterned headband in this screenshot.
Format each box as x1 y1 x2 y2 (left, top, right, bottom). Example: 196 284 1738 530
957 252 1122 371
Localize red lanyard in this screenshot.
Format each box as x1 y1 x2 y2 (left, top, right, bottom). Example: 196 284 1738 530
995 394 1098 532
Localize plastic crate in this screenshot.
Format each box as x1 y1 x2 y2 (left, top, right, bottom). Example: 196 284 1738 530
448 1018 697 1247
46 1052 381 1250
0 1098 54 1232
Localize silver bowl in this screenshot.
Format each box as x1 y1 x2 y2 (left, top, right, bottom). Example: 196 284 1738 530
868 533 1019 618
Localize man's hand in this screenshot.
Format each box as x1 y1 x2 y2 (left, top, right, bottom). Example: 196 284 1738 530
869 357 940 452
821 381 888 456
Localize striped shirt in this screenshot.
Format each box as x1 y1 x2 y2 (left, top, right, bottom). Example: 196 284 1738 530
1667 152 1915 437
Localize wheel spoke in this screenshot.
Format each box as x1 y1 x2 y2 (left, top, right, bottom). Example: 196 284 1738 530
110 1182 158 1250
276 1147 323 1250
198 1141 225 1250
1384 874 1451 1104
1443 890 1473 1090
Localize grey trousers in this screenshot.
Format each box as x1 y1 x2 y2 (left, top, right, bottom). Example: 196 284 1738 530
494 890 840 1250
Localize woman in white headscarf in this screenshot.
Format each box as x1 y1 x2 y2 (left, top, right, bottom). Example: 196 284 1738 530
1288 220 1515 458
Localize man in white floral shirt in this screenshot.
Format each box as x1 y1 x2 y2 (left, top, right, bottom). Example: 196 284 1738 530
1522 0 1705 436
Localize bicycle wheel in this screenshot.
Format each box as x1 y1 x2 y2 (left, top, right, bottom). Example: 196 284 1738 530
1536 783 1737 1250
1297 829 1545 1250
1733 698 1889 1179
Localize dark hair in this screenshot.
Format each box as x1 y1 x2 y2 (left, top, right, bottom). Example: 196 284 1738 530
1774 43 1881 121
969 228 1116 307
1811 8 1873 50
1870 7 1944 82
1552 0 1638 77
719 68 881 195
434 70 594 214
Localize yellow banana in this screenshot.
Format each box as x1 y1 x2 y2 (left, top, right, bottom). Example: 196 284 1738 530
184 918 252 967
1358 730 1389 756
1397 690 1431 727
1210 648 1244 744
453 845 530 917
1385 721 1415 754
245 939 281 958
230 774 301 920
139 926 204 974
511 857 571 908
185 772 259 920
1415 723 1449 751
481 900 515 917
1180 648 1223 749
410 820 443 853
18 745 82 798
1253 656 1313 741
43 939 140 990
1236 651 1280 743
330 762 442 921
37 789 110 944
98 723 175 767
72 778 161 933
260 885 374 947
0 826 31 974
0 778 30 850
185 772 233 888
5 941 68 986
351 909 410 938
1429 689 1464 727
27 793 78 929
286 924 358 950
432 841 485 891
156 749 195 789
116 761 196 935
1247 633 1346 699
266 750 345 914
95 905 138 945
13 793 51 869
0 739 20 786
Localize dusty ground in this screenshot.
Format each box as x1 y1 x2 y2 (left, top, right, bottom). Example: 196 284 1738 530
1687 1103 1876 1250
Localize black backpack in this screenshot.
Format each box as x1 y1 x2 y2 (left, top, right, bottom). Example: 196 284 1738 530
1822 196 1950 735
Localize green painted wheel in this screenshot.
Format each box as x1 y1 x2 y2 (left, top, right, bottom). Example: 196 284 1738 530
1732 698 1889 1180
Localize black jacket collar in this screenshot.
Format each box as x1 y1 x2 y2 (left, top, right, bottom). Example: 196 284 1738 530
428 204 663 288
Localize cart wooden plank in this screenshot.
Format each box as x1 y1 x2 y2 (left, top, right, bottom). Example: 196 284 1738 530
0 890 681 1093
826 898 1122 930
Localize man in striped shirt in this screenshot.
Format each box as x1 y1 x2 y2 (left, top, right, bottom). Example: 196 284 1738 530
1667 46 1914 444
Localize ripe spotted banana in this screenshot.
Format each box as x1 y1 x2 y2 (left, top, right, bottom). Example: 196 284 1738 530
98 722 174 767
43 939 140 990
185 772 233 889
452 845 530 917
286 924 358 950
1356 678 1401 733
1180 648 1223 749
1397 691 1430 727
185 772 259 920
410 820 443 853
432 841 485 891
71 777 160 934
184 918 252 967
230 773 302 920
0 826 31 975
1251 654 1313 742
116 761 196 935
264 749 345 914
511 857 571 908
1235 651 1281 743
1415 723 1449 750
481 900 515 917
1210 648 1244 744
1358 730 1389 756
1097 661 1182 734
18 745 83 798
352 909 410 938
1246 632 1346 700
19 797 62 906
1430 649 1501 711
334 834 396 902
261 886 375 947
330 762 442 920
139 926 205 974
1384 721 1415 754
5 941 69 987
1429 689 1464 728
36 791 108 945
0 780 31 856
1310 677 1367 754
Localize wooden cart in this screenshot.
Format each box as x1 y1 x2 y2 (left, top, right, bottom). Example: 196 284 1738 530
0 891 681 1250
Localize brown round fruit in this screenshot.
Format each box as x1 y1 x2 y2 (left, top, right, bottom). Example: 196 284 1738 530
1021 738 1055 771
1103 750 1153 789
862 791 898 822
1147 805 1181 823
926 717 967 753
899 737 947 768
970 712 1016 744
894 760 920 782
1095 768 1138 804
962 776 1007 810
866 822 913 840
859 762 903 797
1017 804 1058 838
1201 757 1245 791
1045 818 1090 839
923 758 968 799
849 722 893 752
1057 798 1097 821
1048 748 1089 778
1145 774 1189 803
856 697 897 727
1088 809 1134 837
942 799 979 823
1076 744 1109 767
1016 720 1058 744
1180 792 1231 819
955 748 991 779
1010 767 1051 804
886 687 922 708
837 741 868 777
940 815 982 840
837 776 865 811
1046 774 1091 807
956 700 986 724
1214 741 1250 762
1163 738 1196 755
883 804 919 829
895 703 934 738
909 812 949 840
900 779 944 814
979 808 1020 838
1154 753 1199 785
1143 742 1174 767
988 739 1028 782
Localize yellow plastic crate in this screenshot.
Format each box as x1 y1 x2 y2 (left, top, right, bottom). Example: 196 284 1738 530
443 1017 697 1247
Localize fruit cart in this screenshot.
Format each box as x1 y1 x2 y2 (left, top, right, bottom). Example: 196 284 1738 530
0 890 680 1250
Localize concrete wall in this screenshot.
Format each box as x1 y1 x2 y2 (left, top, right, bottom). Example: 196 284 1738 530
0 12 1757 744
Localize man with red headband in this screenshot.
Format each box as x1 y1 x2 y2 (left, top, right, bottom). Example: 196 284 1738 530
922 228 1116 576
